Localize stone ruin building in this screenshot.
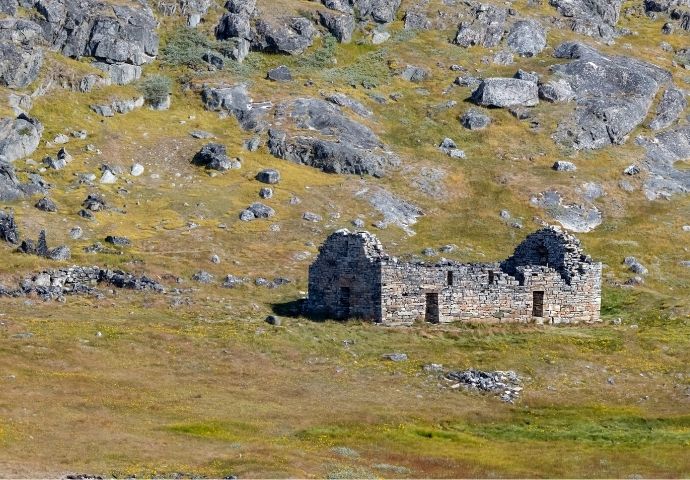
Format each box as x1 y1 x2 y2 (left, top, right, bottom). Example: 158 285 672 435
306 226 601 325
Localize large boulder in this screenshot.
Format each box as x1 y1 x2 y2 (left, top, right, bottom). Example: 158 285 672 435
454 4 507 48
252 17 317 55
0 114 44 163
0 19 44 89
266 97 398 177
552 42 671 150
0 209 19 244
471 78 539 108
506 20 546 57
648 88 687 131
192 143 234 171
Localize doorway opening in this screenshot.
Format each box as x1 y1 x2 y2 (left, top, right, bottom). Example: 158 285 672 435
339 286 351 318
532 291 544 317
425 292 439 323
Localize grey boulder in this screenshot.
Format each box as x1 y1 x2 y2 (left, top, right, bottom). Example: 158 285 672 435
471 78 539 108
0 114 44 163
506 20 546 57
192 143 233 171
252 17 317 55
460 109 491 130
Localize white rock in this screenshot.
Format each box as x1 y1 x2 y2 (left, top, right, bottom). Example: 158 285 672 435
130 163 145 176
100 170 117 184
53 134 70 144
372 31 390 45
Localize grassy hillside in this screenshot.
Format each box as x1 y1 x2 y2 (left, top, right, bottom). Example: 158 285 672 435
1 0 689 476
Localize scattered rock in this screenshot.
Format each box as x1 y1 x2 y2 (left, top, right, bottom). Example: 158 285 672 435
35 197 57 212
100 170 117 184
69 226 82 239
553 161 577 172
445 369 522 403
623 256 648 275
256 169 280 184
130 163 144 176
267 98 398 177
401 65 429 83
382 352 408 362
192 270 214 283
438 138 465 158
624 165 640 176
240 202 275 221
303 212 322 222
460 109 491 130
265 315 281 326
193 143 233 171
267 65 292 82
259 187 273 199
105 236 131 247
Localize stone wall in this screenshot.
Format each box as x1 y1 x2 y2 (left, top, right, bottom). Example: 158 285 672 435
307 226 601 325
305 229 385 320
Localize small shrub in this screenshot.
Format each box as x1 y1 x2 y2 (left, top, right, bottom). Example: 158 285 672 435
297 34 337 69
139 75 172 105
161 28 214 69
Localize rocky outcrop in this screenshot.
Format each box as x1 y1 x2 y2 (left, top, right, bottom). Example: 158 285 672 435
318 10 355 43
214 0 256 61
0 114 44 163
648 88 686 131
0 19 44 89
326 0 401 23
551 42 671 150
0 162 46 201
641 126 690 200
471 78 539 108
531 190 602 232
90 97 144 117
202 83 272 132
506 20 546 57
267 98 398 177
550 0 623 39
644 0 690 33
454 4 507 48
29 0 159 84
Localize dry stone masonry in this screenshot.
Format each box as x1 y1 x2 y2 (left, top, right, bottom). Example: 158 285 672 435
306 226 601 325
